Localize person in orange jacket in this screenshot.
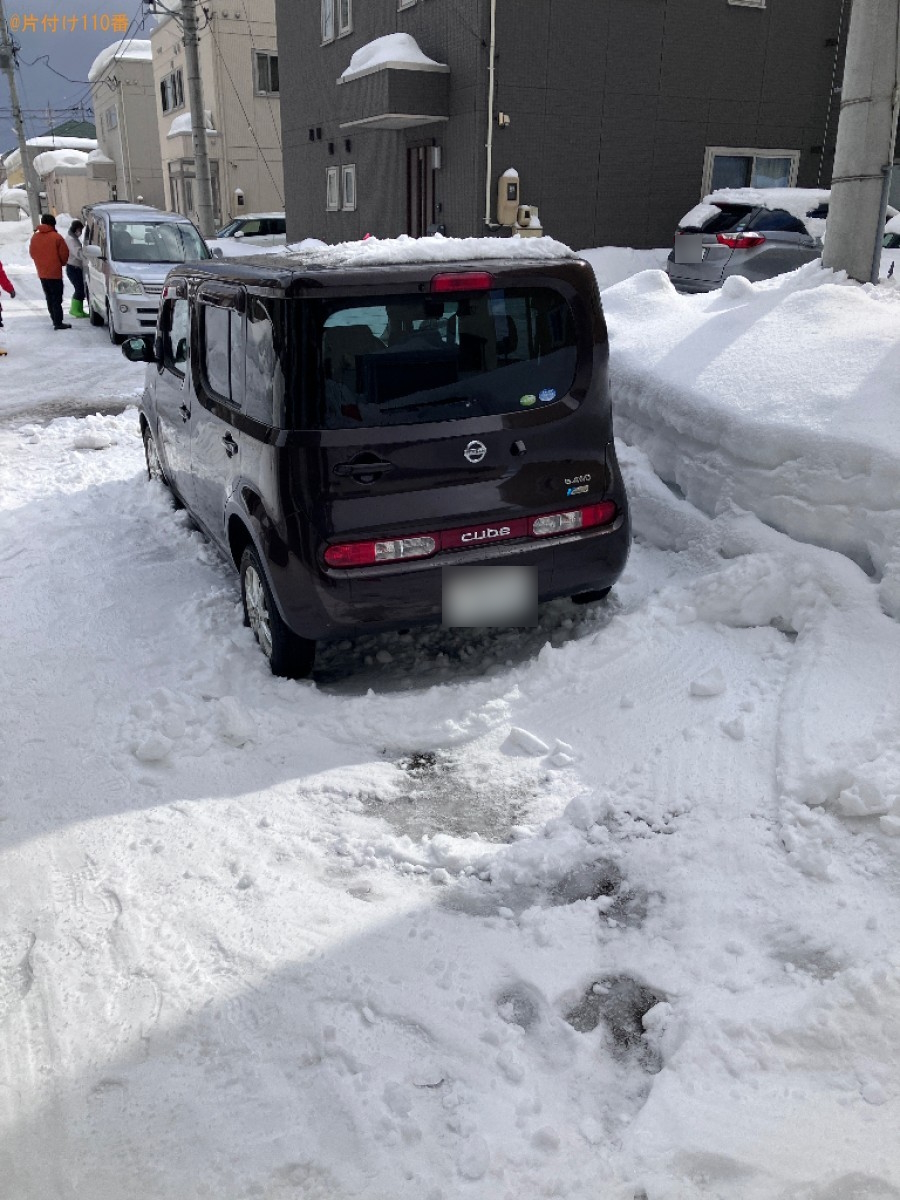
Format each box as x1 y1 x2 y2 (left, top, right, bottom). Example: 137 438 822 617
29 213 71 330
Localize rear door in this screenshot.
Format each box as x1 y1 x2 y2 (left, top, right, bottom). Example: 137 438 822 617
288 266 612 553
671 203 753 288
190 283 245 549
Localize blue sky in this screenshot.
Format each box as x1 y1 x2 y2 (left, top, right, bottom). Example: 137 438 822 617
2 0 158 148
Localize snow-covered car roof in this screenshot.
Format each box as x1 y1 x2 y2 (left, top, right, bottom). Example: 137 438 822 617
678 187 831 234
886 213 900 236
266 233 577 271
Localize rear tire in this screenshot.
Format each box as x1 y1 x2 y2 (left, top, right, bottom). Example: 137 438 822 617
240 545 316 679
571 587 612 605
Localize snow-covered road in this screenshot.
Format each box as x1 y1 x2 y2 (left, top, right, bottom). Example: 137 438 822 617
2 219 900 1199
3 405 900 1199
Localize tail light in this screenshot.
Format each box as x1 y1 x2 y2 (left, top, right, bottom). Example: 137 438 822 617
323 502 618 568
431 271 494 293
716 232 766 250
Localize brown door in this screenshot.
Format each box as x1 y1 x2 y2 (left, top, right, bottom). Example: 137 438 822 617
407 144 435 236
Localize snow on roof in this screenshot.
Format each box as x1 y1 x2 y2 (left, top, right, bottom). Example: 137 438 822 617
270 232 576 270
704 187 831 219
86 148 115 164
166 111 218 139
0 185 29 211
33 149 91 177
501 168 519 178
2 137 97 171
88 38 153 83
340 33 448 82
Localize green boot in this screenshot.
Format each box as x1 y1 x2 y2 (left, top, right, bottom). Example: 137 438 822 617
70 298 88 318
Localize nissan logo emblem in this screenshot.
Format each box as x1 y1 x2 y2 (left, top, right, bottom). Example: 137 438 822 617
464 440 487 464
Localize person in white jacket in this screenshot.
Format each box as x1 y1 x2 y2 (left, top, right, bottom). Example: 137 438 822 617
64 220 87 319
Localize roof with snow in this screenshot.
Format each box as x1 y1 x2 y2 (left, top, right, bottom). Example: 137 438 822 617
340 33 448 82
167 111 218 139
33 149 91 177
2 137 97 171
88 39 153 83
271 233 576 270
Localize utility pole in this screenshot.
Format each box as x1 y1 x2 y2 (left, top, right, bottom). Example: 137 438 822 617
822 0 900 283
0 0 41 226
181 0 216 238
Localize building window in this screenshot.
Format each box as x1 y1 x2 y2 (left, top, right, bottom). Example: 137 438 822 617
254 52 279 95
160 68 185 114
703 147 799 194
103 107 118 130
321 0 334 42
168 158 222 223
338 0 352 35
342 163 356 211
326 166 339 211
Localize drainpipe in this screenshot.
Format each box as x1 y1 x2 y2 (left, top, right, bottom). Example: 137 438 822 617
483 0 497 229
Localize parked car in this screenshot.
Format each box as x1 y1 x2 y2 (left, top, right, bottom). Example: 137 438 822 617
123 245 631 677
81 202 211 344
666 187 831 292
213 213 287 246
882 213 900 279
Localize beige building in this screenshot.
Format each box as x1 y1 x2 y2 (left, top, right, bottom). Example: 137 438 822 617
88 40 166 208
150 0 283 228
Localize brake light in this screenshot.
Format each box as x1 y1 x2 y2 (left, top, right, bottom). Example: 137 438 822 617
431 271 494 293
324 502 618 567
716 232 766 250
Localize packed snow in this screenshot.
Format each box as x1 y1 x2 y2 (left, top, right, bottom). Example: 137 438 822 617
273 232 575 270
167 110 218 139
32 149 91 176
2 217 900 1199
340 33 449 82
87 37 153 83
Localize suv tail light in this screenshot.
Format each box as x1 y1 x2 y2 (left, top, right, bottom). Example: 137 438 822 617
431 271 494 293
323 502 618 568
716 232 766 250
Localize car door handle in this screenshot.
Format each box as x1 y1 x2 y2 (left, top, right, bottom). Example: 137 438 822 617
333 455 394 480
222 433 239 458
179 403 190 422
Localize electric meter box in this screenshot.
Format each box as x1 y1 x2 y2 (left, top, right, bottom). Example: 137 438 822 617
497 170 520 226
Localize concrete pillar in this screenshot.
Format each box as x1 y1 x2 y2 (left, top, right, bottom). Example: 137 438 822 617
823 0 900 282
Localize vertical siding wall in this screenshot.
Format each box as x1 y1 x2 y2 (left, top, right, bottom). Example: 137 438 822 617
278 0 844 248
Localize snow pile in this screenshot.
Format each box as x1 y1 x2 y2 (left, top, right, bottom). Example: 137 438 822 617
340 33 448 81
274 232 575 269
87 37 153 82
32 149 90 176
166 110 218 139
0 185 29 215
86 148 115 165
2 137 97 173
603 262 900 615
577 245 669 291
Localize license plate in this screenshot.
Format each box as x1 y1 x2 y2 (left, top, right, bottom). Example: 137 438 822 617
674 234 704 265
442 565 537 628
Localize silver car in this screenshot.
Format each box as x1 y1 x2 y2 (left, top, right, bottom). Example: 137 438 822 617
666 190 827 293
213 212 287 246
81 203 211 343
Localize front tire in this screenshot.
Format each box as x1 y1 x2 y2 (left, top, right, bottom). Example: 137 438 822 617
87 288 103 326
106 302 124 345
240 546 316 679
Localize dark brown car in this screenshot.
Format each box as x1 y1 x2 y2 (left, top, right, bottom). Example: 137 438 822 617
125 245 630 677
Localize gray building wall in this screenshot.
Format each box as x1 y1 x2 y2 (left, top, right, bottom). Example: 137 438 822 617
277 0 844 249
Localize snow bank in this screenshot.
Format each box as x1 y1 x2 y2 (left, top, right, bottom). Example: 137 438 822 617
87 37 152 82
340 33 448 81
602 262 900 615
577 245 669 291
274 232 575 269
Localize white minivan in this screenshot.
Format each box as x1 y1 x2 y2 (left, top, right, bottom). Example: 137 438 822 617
81 203 212 343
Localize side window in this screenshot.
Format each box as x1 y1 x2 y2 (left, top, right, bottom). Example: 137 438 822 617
747 208 807 234
162 297 189 375
244 297 282 426
201 298 244 408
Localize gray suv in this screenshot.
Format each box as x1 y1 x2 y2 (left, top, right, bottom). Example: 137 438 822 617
81 203 211 343
666 193 826 293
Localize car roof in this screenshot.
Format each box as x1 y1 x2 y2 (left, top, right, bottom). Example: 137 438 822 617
232 212 285 220
88 204 197 224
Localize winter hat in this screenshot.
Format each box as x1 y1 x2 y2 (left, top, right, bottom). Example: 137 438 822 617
40 213 57 227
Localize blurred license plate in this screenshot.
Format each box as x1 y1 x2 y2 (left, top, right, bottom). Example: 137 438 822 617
442 566 537 628
674 234 704 265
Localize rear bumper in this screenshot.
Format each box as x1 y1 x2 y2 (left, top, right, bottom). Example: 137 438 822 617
271 513 631 641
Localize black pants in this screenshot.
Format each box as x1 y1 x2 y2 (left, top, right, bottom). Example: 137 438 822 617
40 278 65 328
65 265 85 303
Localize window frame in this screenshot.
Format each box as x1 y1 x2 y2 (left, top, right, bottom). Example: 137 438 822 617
160 294 190 380
341 163 357 212
338 0 352 36
702 146 800 196
254 51 279 95
398 0 417 8
199 288 246 410
321 0 335 43
326 166 339 211
160 68 185 115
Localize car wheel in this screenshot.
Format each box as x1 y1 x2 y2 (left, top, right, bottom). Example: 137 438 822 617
142 424 169 487
571 587 612 605
106 302 125 345
240 545 316 679
87 290 103 326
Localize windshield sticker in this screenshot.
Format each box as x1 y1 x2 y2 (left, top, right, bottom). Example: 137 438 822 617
567 484 589 496
539 388 557 403
519 394 537 408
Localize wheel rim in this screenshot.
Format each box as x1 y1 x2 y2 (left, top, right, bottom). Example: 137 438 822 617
244 564 273 659
144 431 163 481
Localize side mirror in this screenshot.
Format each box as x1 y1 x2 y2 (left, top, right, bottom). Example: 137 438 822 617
121 335 157 364
234 230 245 239
83 244 102 260
211 246 224 259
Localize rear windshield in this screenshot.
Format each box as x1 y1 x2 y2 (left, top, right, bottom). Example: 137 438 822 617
686 204 753 234
308 287 578 429
693 205 808 236
109 221 210 263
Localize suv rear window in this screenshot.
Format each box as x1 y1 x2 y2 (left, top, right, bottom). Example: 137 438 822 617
309 287 577 429
692 204 754 234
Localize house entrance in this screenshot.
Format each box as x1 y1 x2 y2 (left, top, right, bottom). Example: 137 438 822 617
407 144 436 237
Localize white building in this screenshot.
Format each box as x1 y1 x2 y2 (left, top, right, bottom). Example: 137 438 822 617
88 39 166 208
